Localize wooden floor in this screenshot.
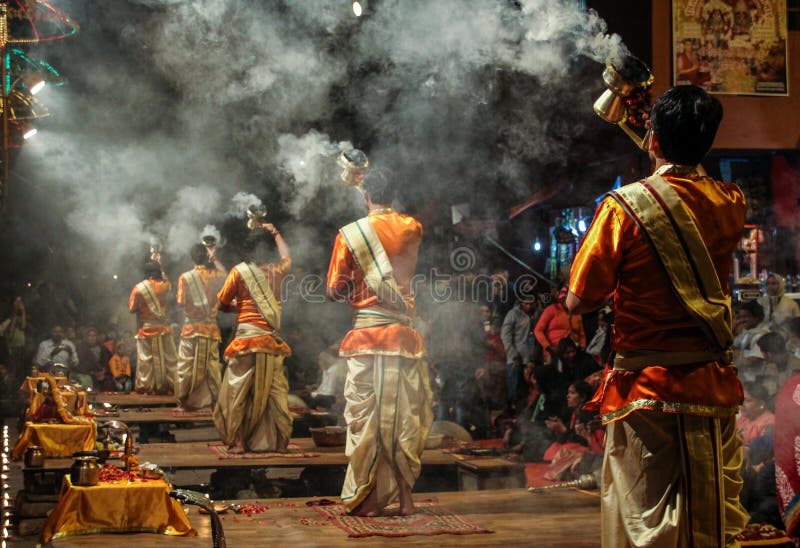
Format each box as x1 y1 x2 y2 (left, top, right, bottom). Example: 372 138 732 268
35 438 457 471
47 488 601 547
96 408 213 425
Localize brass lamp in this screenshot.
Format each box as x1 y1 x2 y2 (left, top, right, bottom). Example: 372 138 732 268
593 55 654 151
337 148 369 188
246 204 268 230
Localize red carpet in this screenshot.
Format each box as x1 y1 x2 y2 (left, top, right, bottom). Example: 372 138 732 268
310 500 493 538
207 442 319 459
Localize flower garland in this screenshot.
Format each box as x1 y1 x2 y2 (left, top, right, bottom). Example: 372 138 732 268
39 373 94 425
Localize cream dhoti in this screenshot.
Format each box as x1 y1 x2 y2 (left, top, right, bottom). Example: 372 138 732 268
602 410 748 547
213 352 291 452
135 333 177 395
340 354 433 513
176 336 222 410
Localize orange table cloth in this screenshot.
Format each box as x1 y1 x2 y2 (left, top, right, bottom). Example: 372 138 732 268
12 422 97 459
41 475 196 544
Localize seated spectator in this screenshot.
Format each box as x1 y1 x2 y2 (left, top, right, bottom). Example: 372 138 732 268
75 326 102 390
757 332 800 399
733 300 770 381
737 382 775 447
584 307 613 366
740 432 781 529
502 365 558 462
541 381 603 480
534 285 585 366
760 273 800 335
108 341 133 393
554 337 599 384
306 346 346 411
33 324 78 376
774 369 800 538
95 366 119 393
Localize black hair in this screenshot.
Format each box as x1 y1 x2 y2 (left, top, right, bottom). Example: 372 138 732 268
190 243 209 266
650 85 723 166
557 337 578 357
240 231 276 264
756 331 787 355
362 169 394 205
571 380 594 403
143 260 162 279
738 299 765 322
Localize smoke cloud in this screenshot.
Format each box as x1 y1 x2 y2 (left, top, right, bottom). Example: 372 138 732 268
4 0 631 331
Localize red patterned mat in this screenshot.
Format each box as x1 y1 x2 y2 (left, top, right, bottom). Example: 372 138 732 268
207 442 320 459
310 500 493 538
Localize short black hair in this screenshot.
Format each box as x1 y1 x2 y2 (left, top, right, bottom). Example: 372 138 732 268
362 169 394 205
757 331 786 355
650 85 723 166
571 380 594 403
143 260 162 279
738 299 764 322
190 243 209 266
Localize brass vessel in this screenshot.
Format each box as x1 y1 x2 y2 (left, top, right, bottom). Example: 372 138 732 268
70 456 100 486
593 55 654 150
24 446 44 468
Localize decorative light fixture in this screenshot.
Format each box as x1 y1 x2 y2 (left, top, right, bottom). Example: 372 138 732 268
20 121 36 139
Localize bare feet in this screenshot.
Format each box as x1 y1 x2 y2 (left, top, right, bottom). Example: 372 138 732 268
227 443 245 454
398 479 415 516
348 488 380 517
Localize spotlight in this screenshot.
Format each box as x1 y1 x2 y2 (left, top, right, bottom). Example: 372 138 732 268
113 274 118 280
533 238 542 253
21 122 37 140
352 1 363 16
578 219 587 232
23 73 46 95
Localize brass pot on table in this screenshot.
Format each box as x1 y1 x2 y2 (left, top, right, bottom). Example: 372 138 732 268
24 446 44 468
70 456 100 486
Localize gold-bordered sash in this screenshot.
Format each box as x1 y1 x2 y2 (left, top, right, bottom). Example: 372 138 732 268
135 280 167 324
339 217 408 314
234 262 281 330
608 174 733 354
181 269 211 320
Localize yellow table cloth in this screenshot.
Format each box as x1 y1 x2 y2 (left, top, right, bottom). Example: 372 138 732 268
41 475 196 544
12 422 97 459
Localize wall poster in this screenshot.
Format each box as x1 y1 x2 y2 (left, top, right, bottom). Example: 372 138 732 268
672 0 788 95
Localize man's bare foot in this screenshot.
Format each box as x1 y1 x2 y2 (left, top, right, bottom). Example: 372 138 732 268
227 443 245 454
398 479 415 516
174 405 186 413
348 488 380 517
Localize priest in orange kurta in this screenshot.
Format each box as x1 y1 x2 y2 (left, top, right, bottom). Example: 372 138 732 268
129 261 177 395
213 225 292 454
175 244 226 411
567 86 748 547
327 170 432 517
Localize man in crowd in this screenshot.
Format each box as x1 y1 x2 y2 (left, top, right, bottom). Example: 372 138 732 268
175 243 225 411
567 85 748 546
733 299 770 381
33 324 78 376
129 260 177 394
75 326 102 389
213 221 292 454
501 296 539 411
326 169 432 517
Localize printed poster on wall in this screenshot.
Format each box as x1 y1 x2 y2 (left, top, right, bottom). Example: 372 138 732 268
672 0 788 95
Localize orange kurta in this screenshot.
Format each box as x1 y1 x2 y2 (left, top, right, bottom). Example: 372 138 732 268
569 172 746 423
176 266 224 340
128 278 172 338
327 210 424 359
217 257 292 358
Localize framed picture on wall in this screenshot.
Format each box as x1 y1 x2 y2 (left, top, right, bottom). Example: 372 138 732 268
672 0 789 95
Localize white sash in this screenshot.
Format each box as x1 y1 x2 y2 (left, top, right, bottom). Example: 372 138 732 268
234 262 281 330
136 280 167 324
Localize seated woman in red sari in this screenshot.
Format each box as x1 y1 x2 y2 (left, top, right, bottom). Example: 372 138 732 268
737 382 775 447
542 381 603 480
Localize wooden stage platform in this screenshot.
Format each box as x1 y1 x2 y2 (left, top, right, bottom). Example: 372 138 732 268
87 393 177 407
34 438 456 471
48 488 601 547
96 409 213 425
